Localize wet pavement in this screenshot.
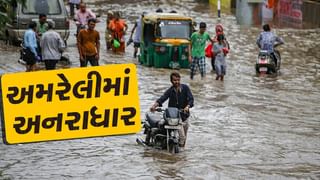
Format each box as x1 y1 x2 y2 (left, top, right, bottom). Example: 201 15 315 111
0 0 320 179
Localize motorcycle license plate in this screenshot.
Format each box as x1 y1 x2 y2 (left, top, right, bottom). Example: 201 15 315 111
259 67 268 72
164 125 181 130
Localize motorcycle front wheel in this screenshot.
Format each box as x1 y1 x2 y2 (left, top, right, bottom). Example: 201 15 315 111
168 142 179 154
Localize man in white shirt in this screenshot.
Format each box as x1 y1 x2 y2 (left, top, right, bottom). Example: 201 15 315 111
40 23 66 70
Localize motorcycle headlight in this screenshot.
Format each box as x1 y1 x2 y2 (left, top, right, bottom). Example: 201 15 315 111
167 118 179 126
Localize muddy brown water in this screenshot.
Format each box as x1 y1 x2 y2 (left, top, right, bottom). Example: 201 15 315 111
0 0 320 179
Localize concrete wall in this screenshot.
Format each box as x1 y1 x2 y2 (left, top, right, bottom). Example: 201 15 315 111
275 0 319 28
236 0 262 25
209 0 320 27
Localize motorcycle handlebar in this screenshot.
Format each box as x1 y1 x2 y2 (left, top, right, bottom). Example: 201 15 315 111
274 43 283 48
153 107 188 114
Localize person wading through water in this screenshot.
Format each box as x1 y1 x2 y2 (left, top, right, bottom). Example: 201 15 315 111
108 12 128 53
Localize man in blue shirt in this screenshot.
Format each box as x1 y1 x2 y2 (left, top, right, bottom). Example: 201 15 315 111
150 72 194 148
23 21 39 72
256 24 284 66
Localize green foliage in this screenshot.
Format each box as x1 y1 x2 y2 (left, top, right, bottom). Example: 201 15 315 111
0 0 25 30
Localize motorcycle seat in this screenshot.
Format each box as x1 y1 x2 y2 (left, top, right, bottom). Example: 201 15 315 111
146 112 162 128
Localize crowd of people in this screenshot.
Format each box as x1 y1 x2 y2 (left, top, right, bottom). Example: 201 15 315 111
189 22 231 81
148 22 283 148
20 1 284 149
21 2 284 79
23 14 65 71
70 3 233 81
21 3 157 71
22 2 131 71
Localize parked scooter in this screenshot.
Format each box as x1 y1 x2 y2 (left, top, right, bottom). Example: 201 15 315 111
136 107 183 154
256 44 282 74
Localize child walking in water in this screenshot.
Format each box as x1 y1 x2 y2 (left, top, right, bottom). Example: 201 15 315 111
213 34 229 81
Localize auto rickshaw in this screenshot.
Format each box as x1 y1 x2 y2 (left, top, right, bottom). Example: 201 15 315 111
139 13 194 69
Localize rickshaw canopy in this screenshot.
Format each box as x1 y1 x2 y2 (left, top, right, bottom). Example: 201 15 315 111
143 13 193 24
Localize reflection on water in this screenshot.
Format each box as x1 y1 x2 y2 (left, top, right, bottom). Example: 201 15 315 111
0 0 320 179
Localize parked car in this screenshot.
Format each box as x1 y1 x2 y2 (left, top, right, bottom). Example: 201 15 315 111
5 0 70 45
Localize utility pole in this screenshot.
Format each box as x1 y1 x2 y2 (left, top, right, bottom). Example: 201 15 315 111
218 0 221 18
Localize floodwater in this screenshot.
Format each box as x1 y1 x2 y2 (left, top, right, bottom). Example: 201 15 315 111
1 0 320 179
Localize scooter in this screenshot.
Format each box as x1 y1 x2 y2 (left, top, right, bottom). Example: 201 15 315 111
136 107 183 154
256 45 282 74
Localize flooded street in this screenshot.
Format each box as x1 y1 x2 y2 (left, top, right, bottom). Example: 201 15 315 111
1 0 320 179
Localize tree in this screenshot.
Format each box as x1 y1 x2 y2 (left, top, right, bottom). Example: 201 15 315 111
0 0 25 30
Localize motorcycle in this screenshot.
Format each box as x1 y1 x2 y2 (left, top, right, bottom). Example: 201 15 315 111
74 15 101 37
136 107 183 154
256 44 282 74
19 43 71 66
75 23 86 37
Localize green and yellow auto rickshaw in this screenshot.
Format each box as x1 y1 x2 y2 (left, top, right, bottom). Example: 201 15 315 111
138 13 194 69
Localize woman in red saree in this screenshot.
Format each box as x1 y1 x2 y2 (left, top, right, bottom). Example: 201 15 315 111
108 12 128 53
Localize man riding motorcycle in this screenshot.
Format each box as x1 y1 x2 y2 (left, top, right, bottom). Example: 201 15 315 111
256 24 284 66
74 3 96 37
150 72 194 148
